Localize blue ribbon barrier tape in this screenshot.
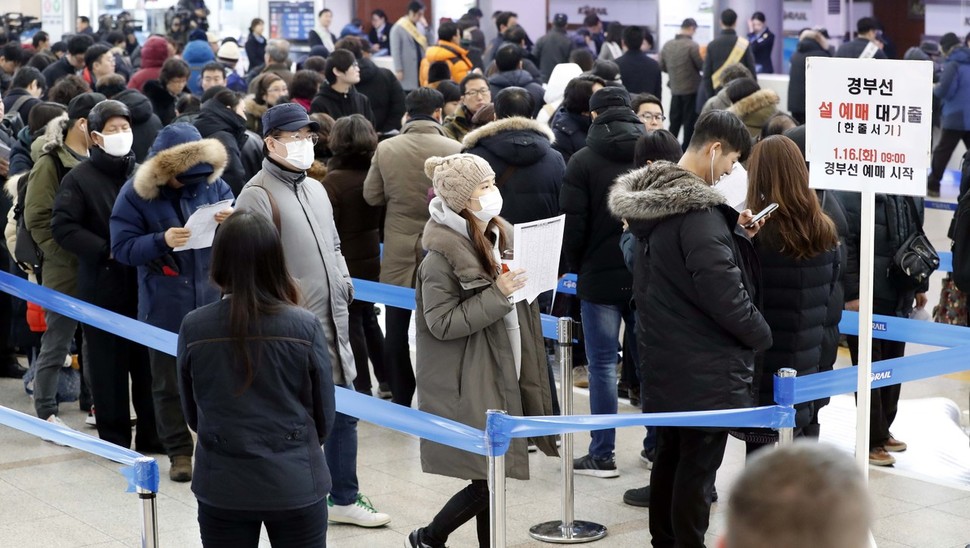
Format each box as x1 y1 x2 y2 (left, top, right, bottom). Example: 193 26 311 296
788 346 970 405
336 387 487 456
0 405 159 492
926 200 958 212
485 406 794 451
940 251 952 273
0 271 177 356
485 411 512 458
773 375 795 406
838 310 970 348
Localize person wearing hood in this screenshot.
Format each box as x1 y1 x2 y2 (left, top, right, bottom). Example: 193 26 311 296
334 36 406 138
787 30 830 124
463 87 565 224
406 153 557 548
310 50 374 123
725 77 781 138
443 73 491 142
23 93 102 428
488 44 544 117
50 100 160 452
235 103 391 528
607 110 770 546
144 58 190 125
309 8 338 52
929 32 970 197
194 88 258 195
551 74 605 164
99 75 163 162
537 62 582 126
110 123 234 482
128 36 171 92
363 88 462 407
560 86 644 478
182 31 216 96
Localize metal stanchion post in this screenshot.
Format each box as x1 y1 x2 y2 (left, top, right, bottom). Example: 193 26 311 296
488 410 507 548
529 317 607 543
776 368 797 447
135 457 158 548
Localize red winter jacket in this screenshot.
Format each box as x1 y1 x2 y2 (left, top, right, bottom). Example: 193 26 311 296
128 36 170 92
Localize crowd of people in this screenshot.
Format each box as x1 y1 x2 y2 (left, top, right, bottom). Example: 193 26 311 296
0 4 937 547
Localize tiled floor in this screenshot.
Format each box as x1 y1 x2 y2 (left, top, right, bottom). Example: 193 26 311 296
0 177 969 547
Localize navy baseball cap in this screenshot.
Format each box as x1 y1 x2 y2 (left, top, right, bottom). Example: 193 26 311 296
261 103 321 137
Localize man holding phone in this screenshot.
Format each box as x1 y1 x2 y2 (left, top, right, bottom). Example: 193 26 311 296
607 110 772 547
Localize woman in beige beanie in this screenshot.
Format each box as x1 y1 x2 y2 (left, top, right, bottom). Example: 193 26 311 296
406 154 558 548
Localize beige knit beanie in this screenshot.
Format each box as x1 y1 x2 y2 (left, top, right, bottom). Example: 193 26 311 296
424 154 495 212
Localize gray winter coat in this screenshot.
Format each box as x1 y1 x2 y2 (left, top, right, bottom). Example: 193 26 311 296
415 217 557 481
235 159 356 386
390 20 433 91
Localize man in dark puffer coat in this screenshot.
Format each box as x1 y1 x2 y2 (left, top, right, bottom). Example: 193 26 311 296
560 87 643 478
607 110 770 548
462 87 565 224
101 82 163 163
194 91 258 196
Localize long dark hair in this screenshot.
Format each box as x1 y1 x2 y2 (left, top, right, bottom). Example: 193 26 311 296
210 211 300 393
458 210 509 277
746 135 839 260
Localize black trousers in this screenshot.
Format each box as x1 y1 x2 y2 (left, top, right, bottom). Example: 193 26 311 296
85 325 159 450
348 300 387 395
384 305 415 407
147 349 193 457
928 129 970 189
669 94 699 149
847 336 905 448
649 427 727 548
197 499 327 548
424 479 489 547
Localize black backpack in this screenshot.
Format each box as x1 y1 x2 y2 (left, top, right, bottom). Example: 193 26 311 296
13 151 66 275
1 95 32 138
950 151 970 291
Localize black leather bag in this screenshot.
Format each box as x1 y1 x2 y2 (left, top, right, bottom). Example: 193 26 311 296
889 197 939 290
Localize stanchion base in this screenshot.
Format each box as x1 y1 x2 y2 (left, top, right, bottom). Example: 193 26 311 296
529 520 607 544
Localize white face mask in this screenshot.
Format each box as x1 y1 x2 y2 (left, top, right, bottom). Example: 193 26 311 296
279 139 315 171
471 188 503 222
97 130 133 157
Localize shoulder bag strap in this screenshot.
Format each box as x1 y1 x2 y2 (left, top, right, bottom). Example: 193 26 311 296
254 184 281 236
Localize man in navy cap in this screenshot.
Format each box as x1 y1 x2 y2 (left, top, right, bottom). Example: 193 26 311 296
235 103 391 528
110 123 234 482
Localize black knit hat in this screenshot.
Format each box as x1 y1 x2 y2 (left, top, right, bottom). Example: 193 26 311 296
589 86 630 113
67 92 107 121
87 100 131 133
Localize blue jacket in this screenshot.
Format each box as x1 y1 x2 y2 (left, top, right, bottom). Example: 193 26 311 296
936 47 970 131
109 134 233 332
183 39 216 96
178 300 335 511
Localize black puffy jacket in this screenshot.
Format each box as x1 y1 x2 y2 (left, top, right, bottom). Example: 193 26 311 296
608 162 772 413
837 192 926 317
195 99 256 196
487 70 545 117
818 190 850 375
463 117 565 225
310 84 375 125
560 107 643 305
113 89 163 163
142 80 179 126
357 58 406 135
551 107 590 165
787 38 831 118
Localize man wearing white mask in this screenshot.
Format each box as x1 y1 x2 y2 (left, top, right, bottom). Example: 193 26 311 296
52 100 160 452
235 103 392 528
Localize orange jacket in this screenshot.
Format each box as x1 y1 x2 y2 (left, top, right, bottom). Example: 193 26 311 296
419 41 473 87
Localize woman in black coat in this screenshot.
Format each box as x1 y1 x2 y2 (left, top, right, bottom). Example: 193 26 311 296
744 135 840 452
194 89 258 196
245 18 267 73
50 100 160 452
177 211 335 547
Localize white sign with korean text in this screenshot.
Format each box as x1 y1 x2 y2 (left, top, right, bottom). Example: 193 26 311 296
805 57 932 196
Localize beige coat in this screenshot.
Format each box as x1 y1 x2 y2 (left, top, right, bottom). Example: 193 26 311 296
362 119 461 288
415 217 557 481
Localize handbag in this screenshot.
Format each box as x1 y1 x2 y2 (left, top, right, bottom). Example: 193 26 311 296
889 197 939 290
932 274 968 326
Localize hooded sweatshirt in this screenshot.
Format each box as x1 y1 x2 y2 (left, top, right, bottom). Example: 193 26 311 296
128 36 170 92
112 89 163 162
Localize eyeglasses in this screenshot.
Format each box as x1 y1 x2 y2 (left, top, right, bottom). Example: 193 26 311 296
267 86 288 94
464 88 491 98
274 133 319 144
639 113 666 123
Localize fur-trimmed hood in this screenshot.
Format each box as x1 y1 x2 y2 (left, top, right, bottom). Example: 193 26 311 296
422 212 512 283
608 161 725 223
727 88 780 119
245 97 268 120
132 138 228 200
462 116 557 167
41 113 69 155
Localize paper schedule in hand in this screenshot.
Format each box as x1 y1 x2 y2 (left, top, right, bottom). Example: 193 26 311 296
507 215 565 304
173 199 234 252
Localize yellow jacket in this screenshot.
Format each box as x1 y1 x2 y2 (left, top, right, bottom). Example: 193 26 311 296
419 41 473 87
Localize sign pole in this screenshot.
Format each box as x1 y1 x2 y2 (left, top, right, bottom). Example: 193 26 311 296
856 189 875 479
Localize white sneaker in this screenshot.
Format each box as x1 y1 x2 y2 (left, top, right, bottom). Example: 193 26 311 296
44 415 72 446
328 494 391 527
85 408 96 427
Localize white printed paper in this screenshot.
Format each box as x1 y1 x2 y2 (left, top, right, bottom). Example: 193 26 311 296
714 162 748 212
174 199 234 252
508 215 565 304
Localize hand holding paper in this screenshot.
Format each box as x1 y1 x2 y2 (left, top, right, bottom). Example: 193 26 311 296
173 199 234 252
506 215 565 304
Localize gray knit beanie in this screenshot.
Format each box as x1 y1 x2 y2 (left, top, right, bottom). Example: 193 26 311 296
424 154 495 212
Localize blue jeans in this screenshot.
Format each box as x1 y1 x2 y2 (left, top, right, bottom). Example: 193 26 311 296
580 300 636 459
325 385 359 506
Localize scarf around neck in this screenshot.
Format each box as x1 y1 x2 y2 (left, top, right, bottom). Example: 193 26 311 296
396 16 428 49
